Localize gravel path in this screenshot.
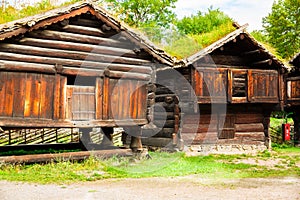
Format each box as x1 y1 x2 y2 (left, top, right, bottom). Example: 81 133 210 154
1 176 299 200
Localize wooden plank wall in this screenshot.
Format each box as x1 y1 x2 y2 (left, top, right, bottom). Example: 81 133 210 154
109 79 147 120
181 105 266 145
0 71 55 119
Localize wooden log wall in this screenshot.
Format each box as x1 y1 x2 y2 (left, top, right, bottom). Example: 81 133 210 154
181 105 267 146
139 83 180 148
0 12 153 128
0 13 153 77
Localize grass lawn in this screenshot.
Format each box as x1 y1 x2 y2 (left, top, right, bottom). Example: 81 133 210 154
0 148 299 184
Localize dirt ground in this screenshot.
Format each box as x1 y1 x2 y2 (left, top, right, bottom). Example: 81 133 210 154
0 176 299 200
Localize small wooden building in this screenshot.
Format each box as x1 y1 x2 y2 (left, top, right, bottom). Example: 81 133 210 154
286 52 300 144
0 2 173 150
155 24 286 153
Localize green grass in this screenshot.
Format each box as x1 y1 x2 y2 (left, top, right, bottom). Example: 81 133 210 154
0 0 81 24
164 22 235 58
0 149 299 184
270 117 293 128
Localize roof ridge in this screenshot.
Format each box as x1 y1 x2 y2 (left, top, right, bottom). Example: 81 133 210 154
0 0 176 66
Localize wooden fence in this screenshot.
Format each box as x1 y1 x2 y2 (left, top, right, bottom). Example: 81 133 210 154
0 128 80 145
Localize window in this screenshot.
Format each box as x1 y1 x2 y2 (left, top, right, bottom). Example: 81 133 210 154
232 71 247 98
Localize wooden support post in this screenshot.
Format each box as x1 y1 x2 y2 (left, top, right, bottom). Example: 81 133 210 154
263 110 272 149
292 111 300 145
79 128 92 150
125 126 143 152
101 127 114 147
24 129 27 144
55 129 58 143
71 128 74 142
8 130 11 145
42 129 44 143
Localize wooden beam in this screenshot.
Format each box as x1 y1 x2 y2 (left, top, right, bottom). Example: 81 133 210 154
0 51 104 69
71 17 103 28
241 49 260 56
0 52 152 75
107 65 152 74
0 44 151 66
61 24 109 37
0 60 56 74
251 59 272 66
0 149 133 164
239 34 245 40
104 70 151 81
19 37 139 58
60 67 104 76
28 30 124 47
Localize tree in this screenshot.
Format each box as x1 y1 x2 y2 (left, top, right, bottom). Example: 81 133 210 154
262 0 300 59
175 8 232 35
105 0 177 28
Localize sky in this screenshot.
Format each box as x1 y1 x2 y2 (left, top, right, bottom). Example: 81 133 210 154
174 0 275 31
5 0 275 31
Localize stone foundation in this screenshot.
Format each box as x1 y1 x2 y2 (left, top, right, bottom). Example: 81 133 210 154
186 144 267 155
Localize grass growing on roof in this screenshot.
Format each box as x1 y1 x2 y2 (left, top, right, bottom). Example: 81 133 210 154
0 0 82 24
163 21 235 58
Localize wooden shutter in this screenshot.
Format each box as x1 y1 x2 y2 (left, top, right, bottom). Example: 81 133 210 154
286 77 300 100
193 68 227 103
248 70 279 103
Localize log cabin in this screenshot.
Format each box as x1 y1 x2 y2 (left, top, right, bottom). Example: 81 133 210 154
155 24 287 153
0 2 174 151
286 52 300 144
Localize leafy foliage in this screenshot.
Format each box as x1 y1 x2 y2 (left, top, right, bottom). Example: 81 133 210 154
250 30 284 61
162 9 234 58
176 8 233 35
262 0 300 59
105 0 177 27
0 0 57 24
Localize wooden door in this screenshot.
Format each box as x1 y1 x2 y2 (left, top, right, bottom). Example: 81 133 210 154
66 86 95 120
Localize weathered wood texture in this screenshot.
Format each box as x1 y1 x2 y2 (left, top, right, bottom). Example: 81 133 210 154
0 12 153 128
286 77 300 104
0 13 152 78
181 105 267 145
0 149 133 164
192 68 279 104
0 71 55 119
